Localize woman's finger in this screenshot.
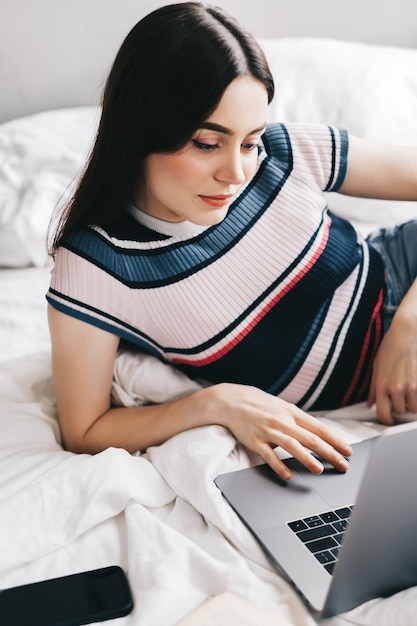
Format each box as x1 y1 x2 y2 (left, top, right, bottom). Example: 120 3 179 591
275 427 350 473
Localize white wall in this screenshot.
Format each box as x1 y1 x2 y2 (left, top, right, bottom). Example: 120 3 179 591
1 0 416 123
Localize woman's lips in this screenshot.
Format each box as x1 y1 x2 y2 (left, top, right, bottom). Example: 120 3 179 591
199 194 234 207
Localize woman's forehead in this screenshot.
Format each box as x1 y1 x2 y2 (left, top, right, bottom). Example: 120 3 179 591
202 76 269 134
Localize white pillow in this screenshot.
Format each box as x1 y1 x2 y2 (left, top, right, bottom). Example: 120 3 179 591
0 107 99 267
260 37 417 234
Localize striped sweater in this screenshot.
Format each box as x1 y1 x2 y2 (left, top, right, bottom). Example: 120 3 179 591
47 123 385 410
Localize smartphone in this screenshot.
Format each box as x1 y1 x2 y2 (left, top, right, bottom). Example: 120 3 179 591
0 565 134 626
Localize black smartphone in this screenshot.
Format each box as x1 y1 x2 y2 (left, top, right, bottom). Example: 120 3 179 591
0 565 134 626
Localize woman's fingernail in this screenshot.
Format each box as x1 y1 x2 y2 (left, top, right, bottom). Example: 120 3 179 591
312 459 324 473
338 458 349 471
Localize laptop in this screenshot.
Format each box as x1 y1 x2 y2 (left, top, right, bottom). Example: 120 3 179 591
215 420 417 617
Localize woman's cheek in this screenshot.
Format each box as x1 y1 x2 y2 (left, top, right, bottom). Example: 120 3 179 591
173 155 210 183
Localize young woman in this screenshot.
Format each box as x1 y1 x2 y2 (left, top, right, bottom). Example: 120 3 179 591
47 2 417 481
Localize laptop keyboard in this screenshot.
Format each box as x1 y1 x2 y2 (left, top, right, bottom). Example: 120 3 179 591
287 505 354 574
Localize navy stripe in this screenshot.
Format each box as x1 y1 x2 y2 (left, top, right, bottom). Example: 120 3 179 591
324 127 348 192
266 300 330 396
46 290 167 358
331 128 348 191
324 126 337 192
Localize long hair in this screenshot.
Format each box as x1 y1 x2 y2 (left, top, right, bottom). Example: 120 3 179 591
50 2 274 251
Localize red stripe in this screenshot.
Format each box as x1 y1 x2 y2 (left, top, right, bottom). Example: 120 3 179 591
340 287 384 406
172 216 331 367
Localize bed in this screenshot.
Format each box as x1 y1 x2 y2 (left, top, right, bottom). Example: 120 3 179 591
1 35 417 626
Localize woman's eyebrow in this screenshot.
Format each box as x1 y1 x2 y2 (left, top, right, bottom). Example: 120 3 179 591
200 122 266 135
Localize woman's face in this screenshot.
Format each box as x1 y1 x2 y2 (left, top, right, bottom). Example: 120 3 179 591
137 75 269 225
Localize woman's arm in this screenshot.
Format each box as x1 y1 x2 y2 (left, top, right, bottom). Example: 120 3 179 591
48 305 214 454
48 305 352 480
339 135 417 200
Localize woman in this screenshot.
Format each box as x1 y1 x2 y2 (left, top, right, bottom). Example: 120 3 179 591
47 2 417 481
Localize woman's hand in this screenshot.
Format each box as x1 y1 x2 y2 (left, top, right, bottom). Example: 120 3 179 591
208 383 352 481
368 300 417 424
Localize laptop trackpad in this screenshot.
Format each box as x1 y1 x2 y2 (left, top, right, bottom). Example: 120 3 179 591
285 438 372 509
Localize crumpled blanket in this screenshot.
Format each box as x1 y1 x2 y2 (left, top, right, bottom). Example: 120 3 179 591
111 349 205 407
0 349 416 626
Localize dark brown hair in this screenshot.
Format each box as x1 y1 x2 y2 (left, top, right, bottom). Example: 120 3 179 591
51 2 274 250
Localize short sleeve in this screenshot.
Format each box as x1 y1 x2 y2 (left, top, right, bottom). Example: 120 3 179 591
263 123 348 193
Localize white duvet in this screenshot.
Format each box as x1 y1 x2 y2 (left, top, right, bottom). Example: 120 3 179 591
1 349 417 626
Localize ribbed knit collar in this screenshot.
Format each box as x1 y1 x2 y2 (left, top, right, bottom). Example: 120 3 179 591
129 205 209 238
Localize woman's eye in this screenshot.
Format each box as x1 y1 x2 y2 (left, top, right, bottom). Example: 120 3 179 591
242 142 259 151
192 140 219 151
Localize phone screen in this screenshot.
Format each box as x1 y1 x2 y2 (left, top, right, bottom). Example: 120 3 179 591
0 565 134 626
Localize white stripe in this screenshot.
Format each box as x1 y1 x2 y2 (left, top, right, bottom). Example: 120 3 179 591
293 242 369 408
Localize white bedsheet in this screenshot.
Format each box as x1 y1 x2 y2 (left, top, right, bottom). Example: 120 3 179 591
1 350 417 626
0 266 50 363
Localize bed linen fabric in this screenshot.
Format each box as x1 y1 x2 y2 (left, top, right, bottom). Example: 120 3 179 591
0 106 99 268
0 266 50 363
1 37 417 625
1 349 417 626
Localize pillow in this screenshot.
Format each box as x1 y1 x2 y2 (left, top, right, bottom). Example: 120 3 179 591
260 38 417 234
0 106 99 267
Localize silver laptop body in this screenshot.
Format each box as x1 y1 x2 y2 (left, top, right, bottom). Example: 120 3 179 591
215 421 417 617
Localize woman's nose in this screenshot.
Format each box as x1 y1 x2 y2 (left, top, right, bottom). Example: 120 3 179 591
214 149 246 185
